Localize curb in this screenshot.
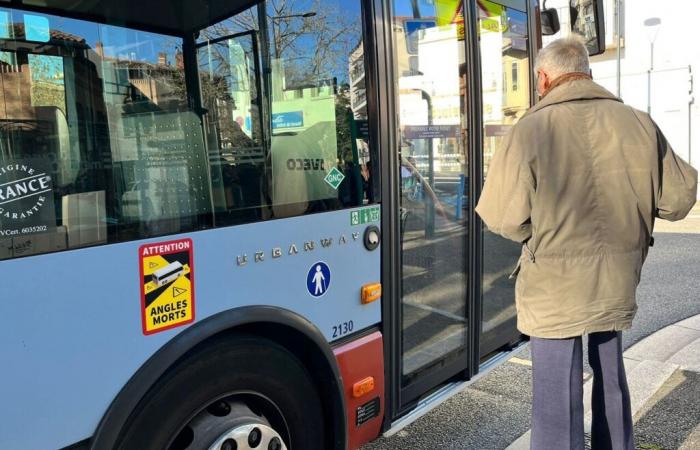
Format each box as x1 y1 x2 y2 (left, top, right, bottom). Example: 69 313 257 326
506 314 700 450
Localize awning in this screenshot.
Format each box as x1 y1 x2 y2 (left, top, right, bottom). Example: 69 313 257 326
9 0 260 36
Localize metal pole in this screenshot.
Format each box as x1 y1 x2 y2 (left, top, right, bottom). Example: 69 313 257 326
410 0 420 18
647 41 653 114
689 66 693 165
422 90 435 238
271 19 278 59
616 0 621 97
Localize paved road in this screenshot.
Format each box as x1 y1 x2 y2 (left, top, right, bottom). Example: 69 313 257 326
363 226 700 450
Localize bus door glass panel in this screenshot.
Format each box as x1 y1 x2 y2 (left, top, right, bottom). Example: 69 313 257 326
477 1 531 358
391 0 470 388
195 0 374 226
197 30 267 225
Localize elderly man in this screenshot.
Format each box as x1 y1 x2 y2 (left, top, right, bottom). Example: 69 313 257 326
476 37 697 450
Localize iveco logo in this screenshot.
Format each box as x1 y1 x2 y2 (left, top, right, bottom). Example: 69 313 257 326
286 158 330 171
236 232 360 267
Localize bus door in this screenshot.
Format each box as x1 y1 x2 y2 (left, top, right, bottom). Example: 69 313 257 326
390 0 472 408
386 0 533 415
476 0 532 358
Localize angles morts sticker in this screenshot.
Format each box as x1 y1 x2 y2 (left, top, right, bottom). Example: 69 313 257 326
139 238 195 335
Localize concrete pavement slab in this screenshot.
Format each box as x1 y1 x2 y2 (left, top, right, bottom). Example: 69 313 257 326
676 314 700 331
668 337 700 372
625 359 679 417
624 325 700 363
505 429 530 450
654 203 700 234
679 424 700 450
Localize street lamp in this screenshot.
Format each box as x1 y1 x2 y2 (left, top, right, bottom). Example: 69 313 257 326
271 11 317 59
644 17 661 115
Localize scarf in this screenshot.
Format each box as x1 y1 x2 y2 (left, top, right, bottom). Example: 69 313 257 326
542 72 592 98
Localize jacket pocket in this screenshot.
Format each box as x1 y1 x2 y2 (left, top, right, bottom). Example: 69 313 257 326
510 242 535 280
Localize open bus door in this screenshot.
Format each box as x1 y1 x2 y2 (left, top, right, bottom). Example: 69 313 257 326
382 0 608 429
381 0 536 422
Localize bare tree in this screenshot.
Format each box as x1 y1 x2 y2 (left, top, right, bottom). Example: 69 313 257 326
198 0 358 88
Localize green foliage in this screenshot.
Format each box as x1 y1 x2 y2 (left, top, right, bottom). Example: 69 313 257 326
638 443 666 450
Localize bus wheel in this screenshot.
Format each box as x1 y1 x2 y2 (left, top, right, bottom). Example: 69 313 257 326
116 335 326 450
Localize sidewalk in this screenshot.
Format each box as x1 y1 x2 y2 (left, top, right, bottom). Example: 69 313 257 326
507 314 700 450
654 202 700 234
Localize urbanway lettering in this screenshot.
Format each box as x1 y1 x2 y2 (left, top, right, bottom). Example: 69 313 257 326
235 234 360 268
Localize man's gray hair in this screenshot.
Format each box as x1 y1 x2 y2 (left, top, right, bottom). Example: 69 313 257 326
534 36 590 79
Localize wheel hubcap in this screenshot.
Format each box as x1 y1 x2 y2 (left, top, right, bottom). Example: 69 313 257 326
209 423 287 450
168 397 289 450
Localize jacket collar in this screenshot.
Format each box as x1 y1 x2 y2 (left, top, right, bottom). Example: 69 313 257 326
525 78 622 117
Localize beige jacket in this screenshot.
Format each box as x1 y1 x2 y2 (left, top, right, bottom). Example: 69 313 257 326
475 79 697 338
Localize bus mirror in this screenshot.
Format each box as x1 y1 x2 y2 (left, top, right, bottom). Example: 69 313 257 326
541 8 560 36
569 0 606 56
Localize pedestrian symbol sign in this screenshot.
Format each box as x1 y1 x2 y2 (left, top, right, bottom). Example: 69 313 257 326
324 167 345 190
307 262 331 298
139 238 195 335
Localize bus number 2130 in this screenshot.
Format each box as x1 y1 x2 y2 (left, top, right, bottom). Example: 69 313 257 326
332 321 354 338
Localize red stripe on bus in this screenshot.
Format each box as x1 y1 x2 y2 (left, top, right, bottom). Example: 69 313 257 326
333 331 385 450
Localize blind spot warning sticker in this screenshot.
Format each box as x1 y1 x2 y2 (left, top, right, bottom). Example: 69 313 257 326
139 238 195 335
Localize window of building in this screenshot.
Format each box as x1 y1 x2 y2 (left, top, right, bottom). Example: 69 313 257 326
511 61 518 91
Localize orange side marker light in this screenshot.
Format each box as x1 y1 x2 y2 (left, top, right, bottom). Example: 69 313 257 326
353 376 375 398
361 283 382 304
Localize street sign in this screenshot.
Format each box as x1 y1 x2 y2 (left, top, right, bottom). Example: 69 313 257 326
272 111 304 129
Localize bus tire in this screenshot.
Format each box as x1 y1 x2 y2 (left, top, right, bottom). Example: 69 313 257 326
115 334 326 450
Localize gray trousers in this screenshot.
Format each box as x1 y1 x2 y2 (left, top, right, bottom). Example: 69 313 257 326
530 331 634 450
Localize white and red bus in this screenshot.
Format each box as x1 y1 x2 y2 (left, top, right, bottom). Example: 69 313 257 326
0 1 603 449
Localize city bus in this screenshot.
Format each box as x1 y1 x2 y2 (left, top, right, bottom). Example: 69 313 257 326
0 1 604 449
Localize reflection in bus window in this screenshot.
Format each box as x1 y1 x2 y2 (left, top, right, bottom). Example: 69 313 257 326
198 1 375 225
0 8 211 260
478 1 531 357
393 0 470 382
480 1 530 177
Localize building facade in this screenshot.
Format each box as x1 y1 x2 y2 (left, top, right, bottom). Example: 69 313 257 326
545 0 698 198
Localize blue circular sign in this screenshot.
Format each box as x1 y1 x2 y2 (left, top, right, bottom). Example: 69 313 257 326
307 262 331 298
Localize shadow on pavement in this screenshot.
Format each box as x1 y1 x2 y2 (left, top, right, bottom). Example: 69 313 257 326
633 370 700 450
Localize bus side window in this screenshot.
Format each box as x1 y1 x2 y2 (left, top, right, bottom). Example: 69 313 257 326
0 9 212 260
196 0 375 227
